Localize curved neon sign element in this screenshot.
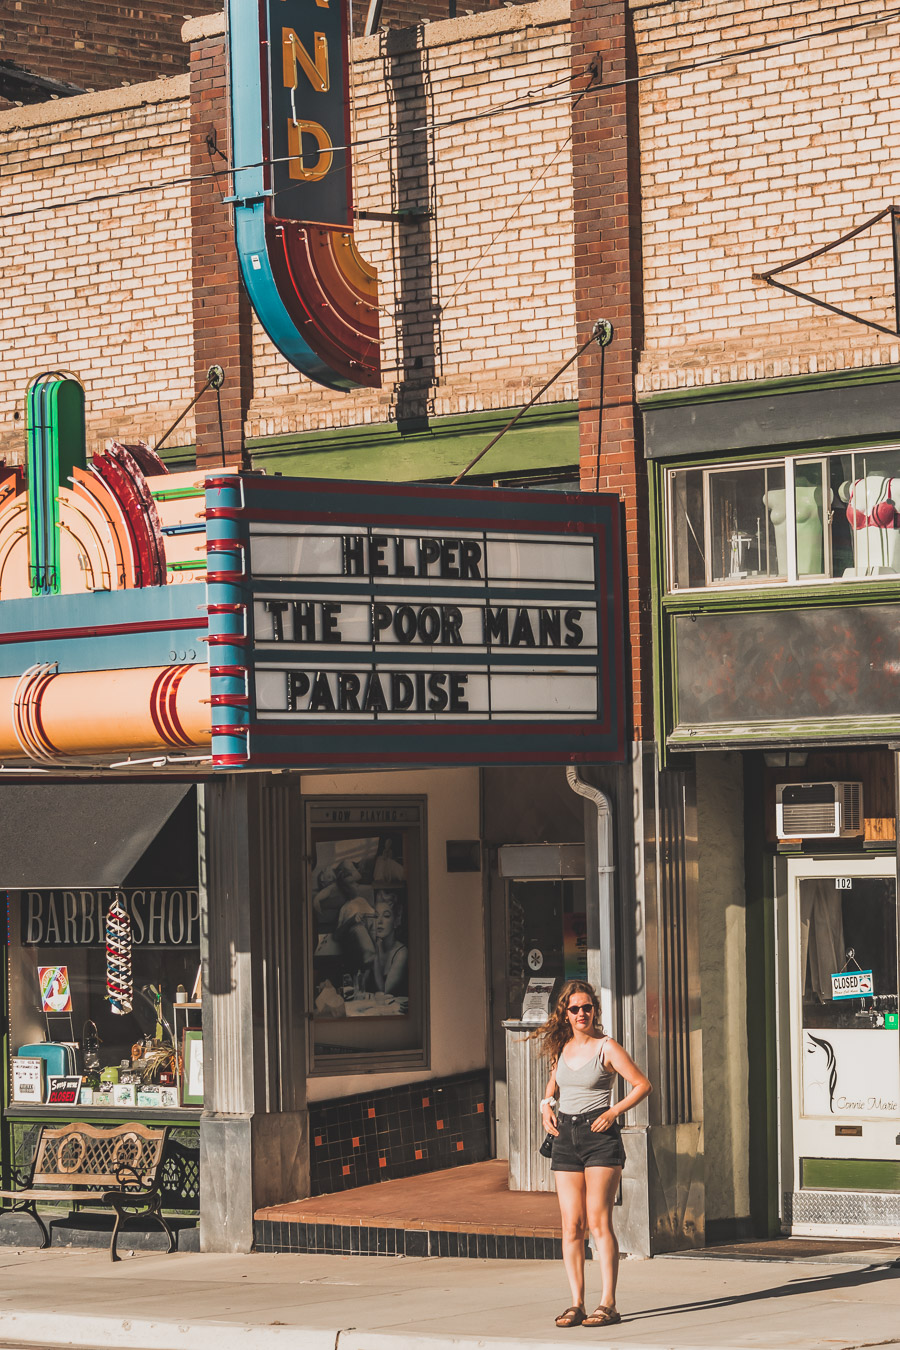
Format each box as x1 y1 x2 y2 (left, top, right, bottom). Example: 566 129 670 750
227 0 381 391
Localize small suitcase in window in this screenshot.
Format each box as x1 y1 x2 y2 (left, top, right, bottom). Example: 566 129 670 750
16 1043 75 1078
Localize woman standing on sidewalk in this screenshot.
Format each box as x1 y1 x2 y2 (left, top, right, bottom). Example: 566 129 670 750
537 980 651 1329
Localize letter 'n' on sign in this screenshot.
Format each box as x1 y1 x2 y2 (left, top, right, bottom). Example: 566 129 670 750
226 0 381 390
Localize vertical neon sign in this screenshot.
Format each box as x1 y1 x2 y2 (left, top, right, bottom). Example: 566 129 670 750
227 0 381 390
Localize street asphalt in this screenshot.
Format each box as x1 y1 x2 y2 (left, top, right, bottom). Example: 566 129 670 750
0 1244 896 1350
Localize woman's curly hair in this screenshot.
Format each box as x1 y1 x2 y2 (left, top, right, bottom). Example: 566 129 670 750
531 979 603 1064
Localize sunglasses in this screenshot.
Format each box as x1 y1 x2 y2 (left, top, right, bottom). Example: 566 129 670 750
567 1002 594 1016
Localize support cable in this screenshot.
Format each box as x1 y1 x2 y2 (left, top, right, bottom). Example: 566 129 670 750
451 320 613 485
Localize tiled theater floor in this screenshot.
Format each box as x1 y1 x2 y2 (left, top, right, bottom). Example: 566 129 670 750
254 1159 570 1260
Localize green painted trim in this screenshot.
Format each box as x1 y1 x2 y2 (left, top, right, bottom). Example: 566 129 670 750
662 581 900 615
640 364 900 411
669 715 900 748
801 1157 900 1192
648 461 672 763
153 486 204 502
744 754 780 1236
158 443 196 470
247 402 579 482
168 561 206 572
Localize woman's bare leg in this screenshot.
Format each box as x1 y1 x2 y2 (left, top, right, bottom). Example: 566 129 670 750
554 1170 588 1309
584 1166 622 1311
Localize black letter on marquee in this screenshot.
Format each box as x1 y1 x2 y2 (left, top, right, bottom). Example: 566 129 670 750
310 672 336 711
263 599 289 641
460 540 483 579
362 671 389 712
538 609 561 647
511 608 536 647
342 535 366 576
288 671 310 710
338 672 361 711
449 672 469 712
321 602 343 642
390 673 414 709
564 609 584 647
483 607 509 646
427 672 449 711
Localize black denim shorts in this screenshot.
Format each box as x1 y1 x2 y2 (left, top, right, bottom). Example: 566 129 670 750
550 1110 626 1172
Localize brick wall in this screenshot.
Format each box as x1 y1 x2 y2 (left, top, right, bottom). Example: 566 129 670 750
188 1 576 450
0 0 545 112
634 0 900 393
0 79 194 463
0 2 575 464
0 2 189 98
572 0 650 740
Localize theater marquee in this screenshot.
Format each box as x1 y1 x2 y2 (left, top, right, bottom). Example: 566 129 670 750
205 476 625 768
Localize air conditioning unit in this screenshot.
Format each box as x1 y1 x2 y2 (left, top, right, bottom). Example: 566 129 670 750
776 782 863 840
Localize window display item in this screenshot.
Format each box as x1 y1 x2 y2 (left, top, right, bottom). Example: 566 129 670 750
46 1076 81 1105
105 896 133 1014
82 1020 101 1074
111 1083 137 1108
99 1066 119 1086
79 1087 94 1105
92 1090 113 1106
16 1043 75 1078
37 966 72 1013
11 1057 45 1103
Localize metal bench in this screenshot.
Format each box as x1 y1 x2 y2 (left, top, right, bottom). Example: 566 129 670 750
0 1121 176 1261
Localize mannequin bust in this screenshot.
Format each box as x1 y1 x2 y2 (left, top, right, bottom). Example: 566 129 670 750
838 475 900 576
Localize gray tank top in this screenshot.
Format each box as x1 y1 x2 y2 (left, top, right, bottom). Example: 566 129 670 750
555 1039 613 1114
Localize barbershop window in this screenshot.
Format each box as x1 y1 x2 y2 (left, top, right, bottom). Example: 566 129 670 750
7 790 200 1111
305 797 428 1074
667 444 900 591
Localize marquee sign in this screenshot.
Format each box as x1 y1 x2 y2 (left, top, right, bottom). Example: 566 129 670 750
227 0 380 390
205 476 625 768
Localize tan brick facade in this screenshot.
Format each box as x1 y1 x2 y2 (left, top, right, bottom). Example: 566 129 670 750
0 2 576 466
0 80 194 462
634 0 900 393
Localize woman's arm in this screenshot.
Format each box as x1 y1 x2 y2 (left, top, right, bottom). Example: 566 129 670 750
541 1067 559 1135
383 944 408 996
589 1039 652 1133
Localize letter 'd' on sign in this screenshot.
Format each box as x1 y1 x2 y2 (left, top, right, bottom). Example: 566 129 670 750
226 0 381 390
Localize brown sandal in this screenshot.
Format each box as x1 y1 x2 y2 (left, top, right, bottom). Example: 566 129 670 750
583 1305 621 1327
555 1306 586 1327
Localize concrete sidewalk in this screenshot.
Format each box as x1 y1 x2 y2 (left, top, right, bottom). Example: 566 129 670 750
0 1244 897 1350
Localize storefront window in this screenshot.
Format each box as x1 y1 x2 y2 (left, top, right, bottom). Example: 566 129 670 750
667 443 900 590
798 875 899 1121
506 878 587 1018
8 791 200 1111
305 798 428 1073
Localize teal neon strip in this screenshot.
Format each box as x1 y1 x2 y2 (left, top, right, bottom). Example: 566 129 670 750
226 0 363 392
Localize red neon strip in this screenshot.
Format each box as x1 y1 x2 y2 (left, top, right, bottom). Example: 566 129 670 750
148 667 169 746
209 665 247 678
206 633 249 646
164 666 193 747
208 603 246 615
0 616 205 647
211 693 249 707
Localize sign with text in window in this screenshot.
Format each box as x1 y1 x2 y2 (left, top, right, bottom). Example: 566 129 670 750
831 969 874 1000
205 476 625 769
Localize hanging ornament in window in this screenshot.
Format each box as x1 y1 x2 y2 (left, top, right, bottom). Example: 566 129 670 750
106 897 133 1014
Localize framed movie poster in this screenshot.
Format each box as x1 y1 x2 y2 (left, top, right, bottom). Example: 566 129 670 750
305 797 428 1073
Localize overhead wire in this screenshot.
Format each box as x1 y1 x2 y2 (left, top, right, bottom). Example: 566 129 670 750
4 2 900 221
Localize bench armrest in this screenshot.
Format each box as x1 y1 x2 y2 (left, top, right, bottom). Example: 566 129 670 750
114 1165 154 1193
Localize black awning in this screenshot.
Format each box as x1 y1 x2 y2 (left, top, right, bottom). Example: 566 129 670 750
0 782 192 889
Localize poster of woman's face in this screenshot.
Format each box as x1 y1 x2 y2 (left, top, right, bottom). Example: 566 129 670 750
311 832 408 1018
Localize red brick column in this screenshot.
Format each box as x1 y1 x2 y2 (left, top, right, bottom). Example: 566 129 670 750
571 0 650 741
189 31 253 468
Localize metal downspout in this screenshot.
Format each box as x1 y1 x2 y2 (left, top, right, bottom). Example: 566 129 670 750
566 766 617 1040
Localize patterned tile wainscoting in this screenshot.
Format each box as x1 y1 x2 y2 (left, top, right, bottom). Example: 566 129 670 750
307 1071 490 1195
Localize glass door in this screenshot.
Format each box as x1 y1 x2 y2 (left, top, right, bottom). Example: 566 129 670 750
785 857 900 1190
